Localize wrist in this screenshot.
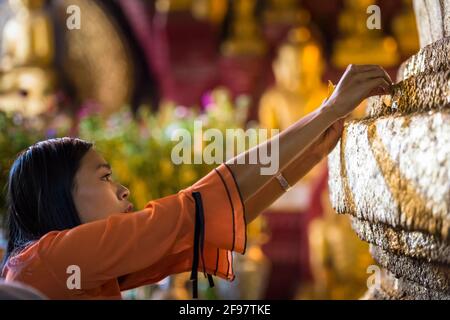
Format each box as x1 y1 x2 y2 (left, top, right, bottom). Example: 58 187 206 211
319 100 341 124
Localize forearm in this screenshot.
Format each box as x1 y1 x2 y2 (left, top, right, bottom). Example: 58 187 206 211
226 103 337 219
244 146 323 222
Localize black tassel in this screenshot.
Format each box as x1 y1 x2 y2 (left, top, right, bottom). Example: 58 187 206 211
190 192 215 299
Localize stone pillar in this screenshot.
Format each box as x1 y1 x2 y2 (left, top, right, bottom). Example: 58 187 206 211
327 0 449 299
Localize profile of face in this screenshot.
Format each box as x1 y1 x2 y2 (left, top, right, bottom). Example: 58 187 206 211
72 148 133 223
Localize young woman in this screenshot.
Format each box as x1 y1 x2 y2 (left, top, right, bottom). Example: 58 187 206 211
0 65 392 299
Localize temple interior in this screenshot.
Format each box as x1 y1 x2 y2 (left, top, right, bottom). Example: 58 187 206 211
0 0 448 300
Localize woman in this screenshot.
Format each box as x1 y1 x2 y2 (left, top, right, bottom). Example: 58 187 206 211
0 65 392 299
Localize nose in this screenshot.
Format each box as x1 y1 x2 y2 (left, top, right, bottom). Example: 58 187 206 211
118 184 130 200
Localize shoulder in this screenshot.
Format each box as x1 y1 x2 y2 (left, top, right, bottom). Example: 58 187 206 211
2 236 68 297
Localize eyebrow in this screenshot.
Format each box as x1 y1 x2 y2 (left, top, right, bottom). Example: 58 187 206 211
96 163 111 171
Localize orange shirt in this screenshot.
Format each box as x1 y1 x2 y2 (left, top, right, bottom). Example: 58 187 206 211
2 164 246 299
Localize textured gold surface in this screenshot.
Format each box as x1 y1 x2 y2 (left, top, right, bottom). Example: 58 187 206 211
329 0 450 300
397 37 450 81
328 111 450 239
366 71 450 118
351 217 449 264
370 245 449 294
364 266 449 300
368 37 450 118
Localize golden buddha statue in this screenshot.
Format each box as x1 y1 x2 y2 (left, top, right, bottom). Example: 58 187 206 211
221 0 267 57
392 0 419 58
259 27 328 130
332 0 400 68
0 0 56 117
1 0 54 70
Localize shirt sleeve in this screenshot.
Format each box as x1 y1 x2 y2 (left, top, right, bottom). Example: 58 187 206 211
33 164 247 291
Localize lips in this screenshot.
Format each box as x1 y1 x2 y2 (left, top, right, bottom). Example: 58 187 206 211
124 204 133 213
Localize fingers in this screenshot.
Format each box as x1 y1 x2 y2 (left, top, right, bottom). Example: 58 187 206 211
330 64 394 119
346 64 380 74
380 68 393 85
347 64 393 85
370 86 390 96
364 77 392 98
346 64 393 95
362 69 393 85
348 64 379 72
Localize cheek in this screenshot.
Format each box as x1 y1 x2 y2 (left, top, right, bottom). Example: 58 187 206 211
74 183 118 223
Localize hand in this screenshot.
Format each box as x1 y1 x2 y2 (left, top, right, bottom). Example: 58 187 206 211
324 64 393 119
309 118 345 159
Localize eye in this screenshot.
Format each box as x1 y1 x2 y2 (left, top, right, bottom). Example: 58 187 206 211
101 173 112 182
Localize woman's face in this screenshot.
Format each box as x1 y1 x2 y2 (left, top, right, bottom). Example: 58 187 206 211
72 148 133 223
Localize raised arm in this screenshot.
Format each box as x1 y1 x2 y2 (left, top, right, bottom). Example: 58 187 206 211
244 118 344 218
226 64 393 223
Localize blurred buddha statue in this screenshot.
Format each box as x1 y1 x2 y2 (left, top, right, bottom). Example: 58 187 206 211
221 0 267 57
297 188 374 300
0 0 53 70
263 0 312 54
392 0 419 58
259 27 328 130
0 0 56 117
332 0 400 68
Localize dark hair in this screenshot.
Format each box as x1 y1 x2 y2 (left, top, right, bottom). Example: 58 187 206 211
1 138 93 271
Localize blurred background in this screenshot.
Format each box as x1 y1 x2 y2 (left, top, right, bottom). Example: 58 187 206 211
0 0 419 299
